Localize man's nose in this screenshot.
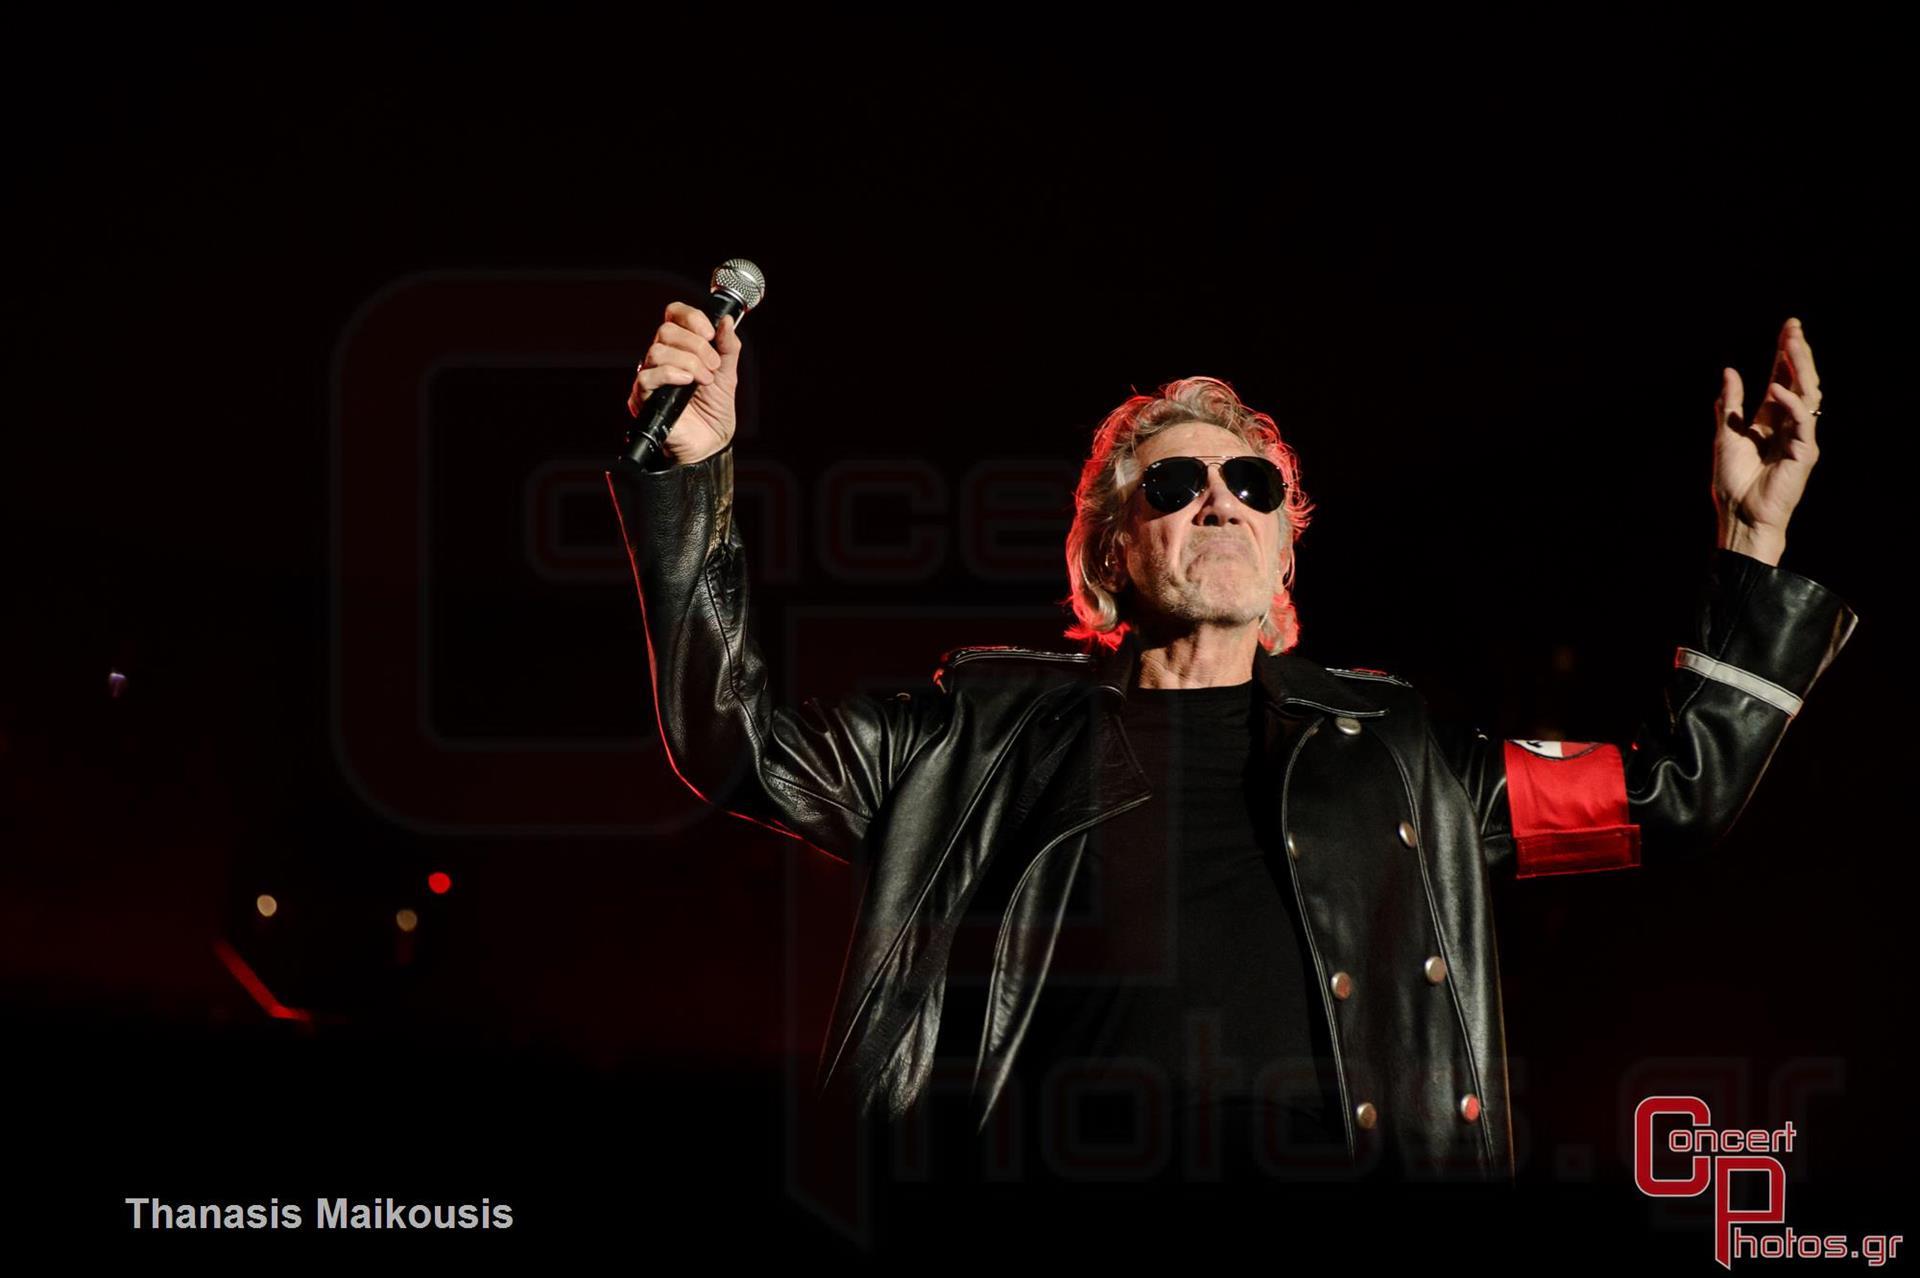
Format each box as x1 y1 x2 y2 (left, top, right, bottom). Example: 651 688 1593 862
1194 467 1245 524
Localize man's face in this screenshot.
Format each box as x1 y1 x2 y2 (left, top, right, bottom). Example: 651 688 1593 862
1114 421 1289 637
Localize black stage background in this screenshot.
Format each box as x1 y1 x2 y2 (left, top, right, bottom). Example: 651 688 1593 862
7 16 1910 1267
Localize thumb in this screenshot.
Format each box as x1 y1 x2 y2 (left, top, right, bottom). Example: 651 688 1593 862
1715 367 1743 434
716 313 743 375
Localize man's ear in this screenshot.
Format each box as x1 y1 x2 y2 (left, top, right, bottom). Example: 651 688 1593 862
1102 538 1131 592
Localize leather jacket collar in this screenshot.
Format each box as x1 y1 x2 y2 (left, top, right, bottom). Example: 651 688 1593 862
1077 625 1391 722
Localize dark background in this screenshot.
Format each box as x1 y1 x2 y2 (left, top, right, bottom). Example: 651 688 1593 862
6 15 1909 1265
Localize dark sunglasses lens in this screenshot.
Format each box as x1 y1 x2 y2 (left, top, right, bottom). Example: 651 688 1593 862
1222 457 1286 512
1141 458 1207 512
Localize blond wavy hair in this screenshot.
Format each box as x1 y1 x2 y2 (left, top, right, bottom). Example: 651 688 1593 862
1059 376 1315 654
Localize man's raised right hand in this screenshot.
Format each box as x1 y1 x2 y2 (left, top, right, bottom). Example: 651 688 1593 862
626 301 741 466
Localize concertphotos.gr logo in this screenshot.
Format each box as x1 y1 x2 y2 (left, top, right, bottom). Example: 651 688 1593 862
1635 1096 1903 1269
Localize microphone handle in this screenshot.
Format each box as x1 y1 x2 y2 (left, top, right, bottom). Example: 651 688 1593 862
623 291 750 469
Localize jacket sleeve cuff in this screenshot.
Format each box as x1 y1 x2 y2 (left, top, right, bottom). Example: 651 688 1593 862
605 443 736 561
1682 548 1860 717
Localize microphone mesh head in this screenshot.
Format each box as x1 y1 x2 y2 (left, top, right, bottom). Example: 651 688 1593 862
711 258 767 312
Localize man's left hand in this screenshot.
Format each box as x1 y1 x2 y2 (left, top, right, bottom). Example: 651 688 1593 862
1712 317 1823 566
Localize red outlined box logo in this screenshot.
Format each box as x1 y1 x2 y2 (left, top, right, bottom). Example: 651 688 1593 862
1633 1093 1900 1268
329 269 758 835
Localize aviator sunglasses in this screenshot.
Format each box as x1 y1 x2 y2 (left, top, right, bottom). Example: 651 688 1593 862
1137 454 1289 515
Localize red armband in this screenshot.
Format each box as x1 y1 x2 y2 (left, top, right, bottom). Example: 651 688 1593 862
1503 740 1640 878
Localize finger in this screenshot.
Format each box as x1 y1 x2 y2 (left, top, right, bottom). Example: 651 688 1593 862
629 357 708 417
715 313 742 375
1782 317 1821 410
629 368 693 414
664 301 716 342
653 324 724 372
1764 381 1820 460
1715 367 1746 434
631 363 701 403
1723 364 1778 444
1769 319 1794 390
642 342 716 383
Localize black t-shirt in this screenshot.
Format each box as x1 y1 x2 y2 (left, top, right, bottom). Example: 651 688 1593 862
997 677 1348 1185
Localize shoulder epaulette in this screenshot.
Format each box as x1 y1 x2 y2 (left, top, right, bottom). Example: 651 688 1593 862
932 645 1091 694
1324 665 1415 689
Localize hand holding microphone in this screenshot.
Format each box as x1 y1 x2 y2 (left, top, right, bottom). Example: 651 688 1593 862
623 258 765 468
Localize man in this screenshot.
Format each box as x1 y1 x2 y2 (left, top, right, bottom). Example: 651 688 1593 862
605 307 1856 1188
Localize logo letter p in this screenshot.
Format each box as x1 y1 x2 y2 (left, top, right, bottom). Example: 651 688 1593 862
1713 1155 1785 1270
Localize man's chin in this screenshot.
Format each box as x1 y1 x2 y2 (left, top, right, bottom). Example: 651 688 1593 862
1141 602 1266 633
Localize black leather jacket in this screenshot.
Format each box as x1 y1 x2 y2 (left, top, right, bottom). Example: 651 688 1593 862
606 443 1859 1180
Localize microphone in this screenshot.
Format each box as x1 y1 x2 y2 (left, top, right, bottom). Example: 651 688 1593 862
623 258 767 468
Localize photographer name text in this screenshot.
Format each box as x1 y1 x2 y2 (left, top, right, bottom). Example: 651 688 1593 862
125 1197 513 1231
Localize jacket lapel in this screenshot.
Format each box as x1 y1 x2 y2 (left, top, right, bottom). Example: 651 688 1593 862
1062 624 1390 719
970 627 1392 1124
